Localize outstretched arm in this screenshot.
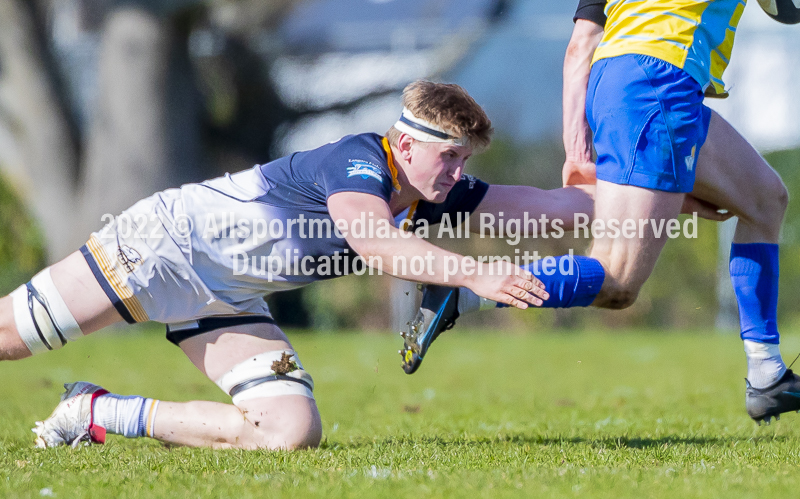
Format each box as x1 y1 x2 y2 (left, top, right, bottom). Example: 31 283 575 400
471 183 730 229
470 184 594 233
327 191 549 309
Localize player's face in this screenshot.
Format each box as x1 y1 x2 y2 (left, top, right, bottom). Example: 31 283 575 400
409 141 472 203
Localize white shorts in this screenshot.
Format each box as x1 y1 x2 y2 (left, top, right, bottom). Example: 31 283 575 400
81 191 273 324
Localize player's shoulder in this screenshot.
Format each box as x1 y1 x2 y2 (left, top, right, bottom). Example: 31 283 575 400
310 133 394 200
288 132 390 179
320 133 392 184
323 133 386 158
456 173 484 189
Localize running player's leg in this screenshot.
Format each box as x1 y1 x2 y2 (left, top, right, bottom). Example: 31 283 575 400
692 110 786 244
399 55 696 372
690 110 791 401
0 250 123 361
445 112 784 312
587 109 787 309
587 182 684 308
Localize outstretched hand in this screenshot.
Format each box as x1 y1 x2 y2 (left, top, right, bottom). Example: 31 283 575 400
468 261 549 310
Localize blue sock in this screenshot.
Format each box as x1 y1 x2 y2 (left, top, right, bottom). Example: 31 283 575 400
730 243 780 344
519 254 605 308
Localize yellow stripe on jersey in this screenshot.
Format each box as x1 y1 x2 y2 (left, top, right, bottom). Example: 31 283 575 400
405 200 419 229
86 235 149 323
381 137 402 192
593 0 747 97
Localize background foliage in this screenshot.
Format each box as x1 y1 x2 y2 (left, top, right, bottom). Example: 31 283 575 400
0 170 46 295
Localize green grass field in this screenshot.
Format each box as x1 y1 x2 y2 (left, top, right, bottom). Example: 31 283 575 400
2 326 800 498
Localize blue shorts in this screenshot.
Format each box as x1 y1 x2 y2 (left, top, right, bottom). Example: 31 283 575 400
587 54 712 193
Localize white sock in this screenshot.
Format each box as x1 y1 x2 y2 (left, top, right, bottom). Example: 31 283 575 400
457 287 497 315
93 393 159 438
744 340 787 389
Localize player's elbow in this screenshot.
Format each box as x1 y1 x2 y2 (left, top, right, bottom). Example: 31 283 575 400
346 238 381 262
565 21 603 62
565 38 589 62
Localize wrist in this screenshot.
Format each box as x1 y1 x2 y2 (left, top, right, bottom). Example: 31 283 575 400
563 134 592 162
565 154 592 165
453 257 478 290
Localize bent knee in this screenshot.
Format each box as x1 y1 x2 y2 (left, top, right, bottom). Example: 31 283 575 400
743 171 789 226
594 282 639 310
239 396 322 450
758 174 788 218
266 400 322 450
769 177 789 219
272 413 322 450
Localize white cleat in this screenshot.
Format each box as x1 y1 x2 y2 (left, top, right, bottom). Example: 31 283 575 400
32 382 109 449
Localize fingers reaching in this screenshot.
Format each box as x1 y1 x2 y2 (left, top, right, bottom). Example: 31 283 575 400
507 269 548 308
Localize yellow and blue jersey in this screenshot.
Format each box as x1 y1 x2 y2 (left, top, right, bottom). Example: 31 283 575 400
592 0 747 96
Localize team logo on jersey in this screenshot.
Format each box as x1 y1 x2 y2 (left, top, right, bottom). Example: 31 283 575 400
461 173 477 189
347 160 384 182
116 245 142 273
685 145 697 172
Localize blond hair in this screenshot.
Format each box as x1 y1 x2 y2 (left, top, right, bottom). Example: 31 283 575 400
386 81 493 149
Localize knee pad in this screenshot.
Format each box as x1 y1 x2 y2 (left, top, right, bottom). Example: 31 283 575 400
215 349 315 404
11 268 84 355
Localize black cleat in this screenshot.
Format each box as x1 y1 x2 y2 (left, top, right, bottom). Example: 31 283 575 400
745 369 800 424
399 285 460 374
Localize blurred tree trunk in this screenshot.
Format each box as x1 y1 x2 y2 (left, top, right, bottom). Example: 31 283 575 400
80 7 201 237
0 0 80 260
0 0 306 262
0 1 197 259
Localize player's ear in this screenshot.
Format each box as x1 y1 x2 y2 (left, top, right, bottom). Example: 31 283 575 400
397 133 415 162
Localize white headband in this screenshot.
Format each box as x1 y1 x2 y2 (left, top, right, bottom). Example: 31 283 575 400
394 107 467 146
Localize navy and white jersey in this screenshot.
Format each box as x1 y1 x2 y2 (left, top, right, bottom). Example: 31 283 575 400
180 133 489 297
83 133 489 323
256 133 396 211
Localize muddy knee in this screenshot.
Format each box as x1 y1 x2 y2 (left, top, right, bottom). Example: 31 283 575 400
216 349 321 450
248 399 322 450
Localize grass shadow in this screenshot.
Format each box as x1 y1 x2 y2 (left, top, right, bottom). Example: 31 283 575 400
321 432 788 451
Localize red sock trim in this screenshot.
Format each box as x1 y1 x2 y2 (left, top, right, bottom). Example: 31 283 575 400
88 424 106 444
88 389 110 444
